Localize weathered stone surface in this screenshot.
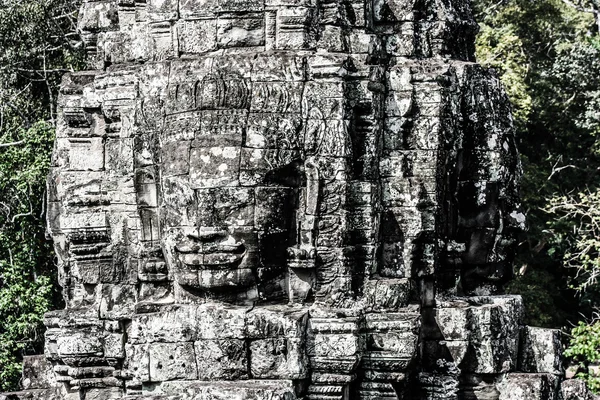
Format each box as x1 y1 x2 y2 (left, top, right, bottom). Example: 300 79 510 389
21 356 55 390
195 339 247 380
497 373 561 400
148 342 198 381
3 0 585 399
158 380 301 399
0 388 62 400
519 326 563 375
561 379 599 400
435 296 522 374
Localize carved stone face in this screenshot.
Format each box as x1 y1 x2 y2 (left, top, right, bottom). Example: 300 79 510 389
154 61 305 295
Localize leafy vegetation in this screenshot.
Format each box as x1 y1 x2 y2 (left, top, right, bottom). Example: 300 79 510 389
565 320 600 392
0 122 55 389
0 0 84 391
473 0 600 390
474 0 600 326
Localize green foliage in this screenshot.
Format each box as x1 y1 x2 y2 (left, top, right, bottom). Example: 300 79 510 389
546 190 600 292
475 0 600 390
0 122 56 391
0 0 84 391
565 320 600 392
474 0 600 328
475 5 533 131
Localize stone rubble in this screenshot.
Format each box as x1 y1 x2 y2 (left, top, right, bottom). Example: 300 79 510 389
1 0 597 399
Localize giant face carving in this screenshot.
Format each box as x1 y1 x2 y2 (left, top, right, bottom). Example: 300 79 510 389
150 60 306 298
39 0 533 398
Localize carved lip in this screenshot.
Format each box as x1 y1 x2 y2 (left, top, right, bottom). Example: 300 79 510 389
177 251 247 269
175 232 246 269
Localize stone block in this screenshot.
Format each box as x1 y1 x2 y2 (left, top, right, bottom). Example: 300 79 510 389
71 258 111 285
380 150 439 178
78 1 120 33
308 314 363 373
367 329 419 359
348 30 371 54
381 177 437 208
217 0 264 12
55 329 104 359
561 379 596 400
180 0 217 18
148 342 198 381
319 25 345 52
98 31 134 72
519 326 563 375
194 110 248 147
147 0 178 21
21 355 54 390
245 305 309 339
250 82 303 114
194 339 248 380
0 388 61 400
436 296 523 373
135 168 158 208
363 279 411 311
148 22 176 60
104 332 125 359
250 338 308 379
159 380 300 399
409 116 443 150
385 89 413 118
275 8 314 50
250 55 306 82
245 113 303 149
458 374 501 399
177 19 217 54
217 14 265 48
63 138 105 171
123 343 150 383
82 388 124 400
239 149 300 186
129 307 198 344
310 332 362 359
195 305 249 339
497 373 560 400
99 284 136 320
373 0 416 22
254 186 294 230
160 140 191 176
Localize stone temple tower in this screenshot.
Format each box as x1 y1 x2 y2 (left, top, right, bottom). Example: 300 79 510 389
1 0 596 399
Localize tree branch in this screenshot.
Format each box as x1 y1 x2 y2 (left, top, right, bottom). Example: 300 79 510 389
561 0 596 13
0 140 25 148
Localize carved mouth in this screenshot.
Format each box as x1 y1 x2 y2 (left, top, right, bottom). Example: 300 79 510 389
175 231 246 270
177 250 246 269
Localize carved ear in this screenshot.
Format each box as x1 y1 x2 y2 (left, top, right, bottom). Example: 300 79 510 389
293 157 319 252
304 157 319 218
286 157 319 303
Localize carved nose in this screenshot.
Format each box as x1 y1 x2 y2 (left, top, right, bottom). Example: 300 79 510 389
188 227 229 242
